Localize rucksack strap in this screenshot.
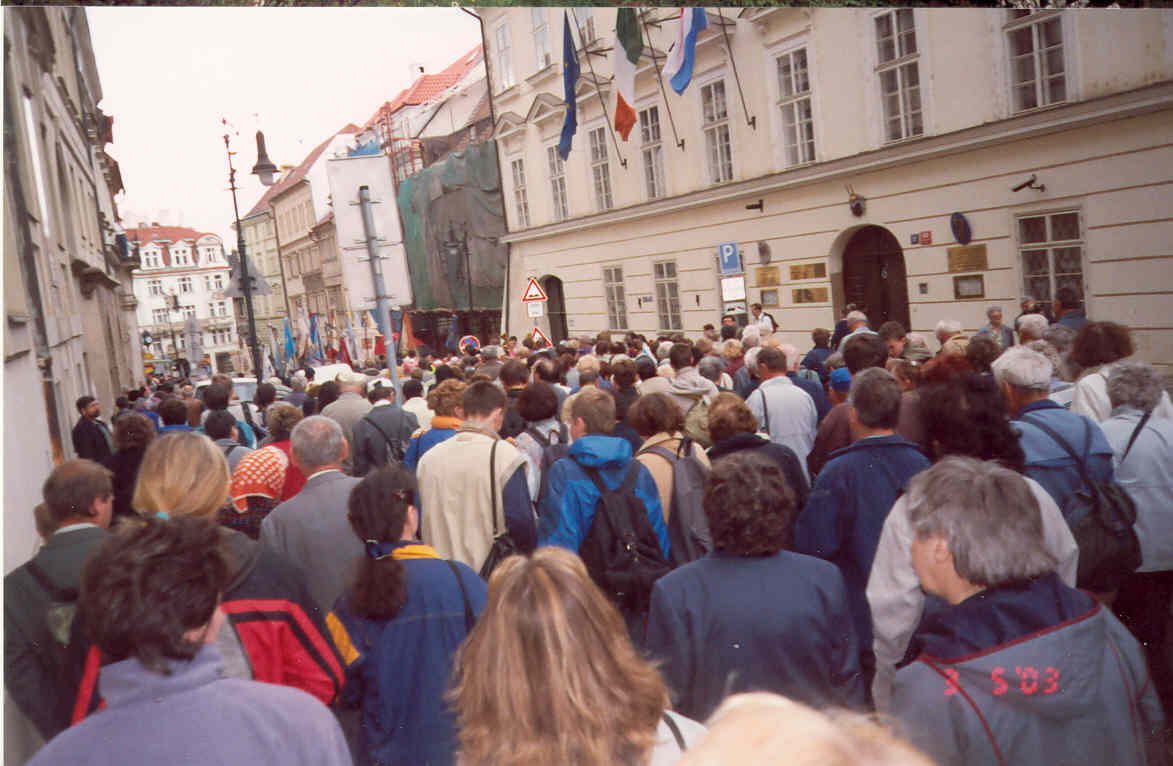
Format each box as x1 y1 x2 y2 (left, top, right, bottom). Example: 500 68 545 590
25 560 78 602
525 426 550 448
489 439 500 537
1021 414 1094 491
445 560 476 633
221 442 237 459
583 463 642 498
663 712 687 751
362 412 402 453
1121 409 1153 462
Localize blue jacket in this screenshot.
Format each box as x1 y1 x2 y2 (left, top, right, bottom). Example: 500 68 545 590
647 550 864 722
330 543 486 766
801 346 833 383
538 435 669 560
1012 400 1113 517
1057 308 1087 332
788 371 830 422
732 367 759 400
793 435 929 647
403 426 458 472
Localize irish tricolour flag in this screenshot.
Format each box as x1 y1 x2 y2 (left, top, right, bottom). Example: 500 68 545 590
663 8 708 95
612 8 641 141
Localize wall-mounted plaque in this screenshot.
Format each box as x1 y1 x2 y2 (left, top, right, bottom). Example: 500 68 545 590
953 274 985 300
756 266 781 286
789 262 827 281
793 287 829 304
760 289 779 307
947 244 988 273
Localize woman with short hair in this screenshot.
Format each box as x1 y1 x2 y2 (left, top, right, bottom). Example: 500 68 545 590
1069 321 1173 421
101 412 155 523
403 379 467 472
451 547 704 766
704 393 808 510
628 393 711 522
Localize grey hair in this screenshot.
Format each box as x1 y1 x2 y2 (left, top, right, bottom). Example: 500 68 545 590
1016 313 1049 341
986 306 1003 318
1108 360 1164 411
290 415 345 470
290 375 307 392
777 344 800 371
991 346 1052 390
824 351 846 373
656 341 674 360
744 346 763 375
1025 341 1063 380
1043 324 1077 354
907 456 1057 586
935 319 962 337
848 367 902 429
741 324 761 348
846 310 868 325
698 356 725 383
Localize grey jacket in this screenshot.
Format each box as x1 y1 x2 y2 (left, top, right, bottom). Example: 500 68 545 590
352 403 419 477
260 470 363 614
321 392 372 474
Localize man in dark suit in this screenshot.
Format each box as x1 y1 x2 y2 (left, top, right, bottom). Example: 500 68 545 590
259 416 362 614
4 460 114 741
71 396 114 462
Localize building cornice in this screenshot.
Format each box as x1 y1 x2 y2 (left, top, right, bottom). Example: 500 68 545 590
502 82 1173 244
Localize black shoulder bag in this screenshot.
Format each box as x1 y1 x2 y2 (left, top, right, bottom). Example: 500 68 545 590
479 439 519 579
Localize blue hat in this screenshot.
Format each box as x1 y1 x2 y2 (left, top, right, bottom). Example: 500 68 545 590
830 367 852 393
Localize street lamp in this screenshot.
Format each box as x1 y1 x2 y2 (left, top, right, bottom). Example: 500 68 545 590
222 121 278 380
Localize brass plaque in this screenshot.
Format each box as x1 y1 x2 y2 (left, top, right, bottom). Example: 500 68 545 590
789 262 827 281
756 266 781 286
793 287 829 304
947 244 988 273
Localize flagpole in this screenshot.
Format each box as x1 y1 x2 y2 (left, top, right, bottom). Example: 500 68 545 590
571 12 627 169
716 9 756 130
640 10 685 151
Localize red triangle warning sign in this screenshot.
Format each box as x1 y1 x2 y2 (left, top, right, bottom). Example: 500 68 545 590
521 277 548 302
531 326 552 347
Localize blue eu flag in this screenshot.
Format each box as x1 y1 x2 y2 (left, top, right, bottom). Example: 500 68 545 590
557 11 580 161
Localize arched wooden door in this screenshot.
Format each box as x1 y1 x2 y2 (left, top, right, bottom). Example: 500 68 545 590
842 226 910 332
542 276 568 344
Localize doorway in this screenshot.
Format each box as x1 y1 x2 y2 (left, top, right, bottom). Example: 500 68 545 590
842 226 910 332
542 276 568 344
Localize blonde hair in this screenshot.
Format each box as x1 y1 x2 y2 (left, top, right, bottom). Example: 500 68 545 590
722 339 743 361
678 693 935 766
132 432 230 519
452 548 668 766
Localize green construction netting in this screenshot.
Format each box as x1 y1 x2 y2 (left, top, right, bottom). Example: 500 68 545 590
397 142 508 312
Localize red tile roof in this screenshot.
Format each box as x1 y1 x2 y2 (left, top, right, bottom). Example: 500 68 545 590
244 123 360 218
363 45 483 130
125 226 220 268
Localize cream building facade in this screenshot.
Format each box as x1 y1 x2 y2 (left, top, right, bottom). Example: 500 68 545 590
481 7 1173 370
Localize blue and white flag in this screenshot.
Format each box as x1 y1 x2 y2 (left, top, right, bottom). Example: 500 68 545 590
664 8 708 95
283 318 296 362
557 11 580 161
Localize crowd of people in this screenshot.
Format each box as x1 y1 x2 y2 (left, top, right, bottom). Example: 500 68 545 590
8 286 1171 765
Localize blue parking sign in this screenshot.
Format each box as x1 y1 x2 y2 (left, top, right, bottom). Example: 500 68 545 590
718 242 741 274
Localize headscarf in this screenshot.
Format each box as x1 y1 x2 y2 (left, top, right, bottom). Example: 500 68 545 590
229 446 288 511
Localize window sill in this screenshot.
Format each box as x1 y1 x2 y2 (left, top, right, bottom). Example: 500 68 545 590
526 63 559 88
1009 99 1069 118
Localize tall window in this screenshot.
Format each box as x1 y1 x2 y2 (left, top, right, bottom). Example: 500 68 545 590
547 146 569 222
532 8 551 70
654 260 683 331
178 276 193 294
147 279 163 296
603 266 628 330
511 158 531 228
639 106 666 199
776 48 815 166
181 305 196 319
495 24 514 90
701 80 733 184
1006 11 1066 112
875 9 922 142
573 8 597 46
213 274 224 290
588 127 613 211
1019 211 1083 315
151 308 168 325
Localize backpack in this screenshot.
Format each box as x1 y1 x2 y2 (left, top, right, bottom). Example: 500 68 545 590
682 394 713 448
640 436 712 568
577 464 670 618
533 425 571 509
1022 414 1141 592
796 367 821 384
360 410 412 465
238 402 267 444
23 560 100 734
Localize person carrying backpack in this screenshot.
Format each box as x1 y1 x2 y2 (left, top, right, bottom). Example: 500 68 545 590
538 388 669 644
629 393 713 568
514 382 570 505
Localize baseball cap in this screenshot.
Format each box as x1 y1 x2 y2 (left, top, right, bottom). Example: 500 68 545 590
830 367 852 393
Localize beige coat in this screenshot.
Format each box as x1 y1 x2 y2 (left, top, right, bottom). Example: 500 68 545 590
635 431 711 522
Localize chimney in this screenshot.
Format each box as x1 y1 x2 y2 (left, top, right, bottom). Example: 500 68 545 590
151 221 160 228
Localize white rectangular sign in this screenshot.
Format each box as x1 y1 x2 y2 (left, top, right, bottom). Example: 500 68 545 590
527 301 545 317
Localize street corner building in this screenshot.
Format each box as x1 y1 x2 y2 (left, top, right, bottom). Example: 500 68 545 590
477 7 1173 374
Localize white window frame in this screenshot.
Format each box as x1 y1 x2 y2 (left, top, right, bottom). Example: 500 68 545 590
588 125 613 212
178 276 193 294
494 23 515 91
573 8 597 47
147 279 163 297
510 157 531 228
151 308 169 325
180 304 196 320
1016 209 1086 317
531 8 552 71
774 46 816 167
546 145 569 223
699 77 734 184
603 265 628 331
638 104 667 200
213 274 224 290
654 260 683 332
873 8 923 144
1004 10 1068 113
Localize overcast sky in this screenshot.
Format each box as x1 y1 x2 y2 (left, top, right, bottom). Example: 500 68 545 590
88 7 482 243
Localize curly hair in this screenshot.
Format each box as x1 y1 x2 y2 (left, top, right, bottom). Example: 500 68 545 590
704 452 796 556
626 392 684 439
113 412 155 451
919 354 973 386
1070 321 1133 370
265 402 303 442
347 465 415 621
965 335 1001 375
80 516 227 675
919 374 1026 472
427 379 467 417
707 392 759 445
